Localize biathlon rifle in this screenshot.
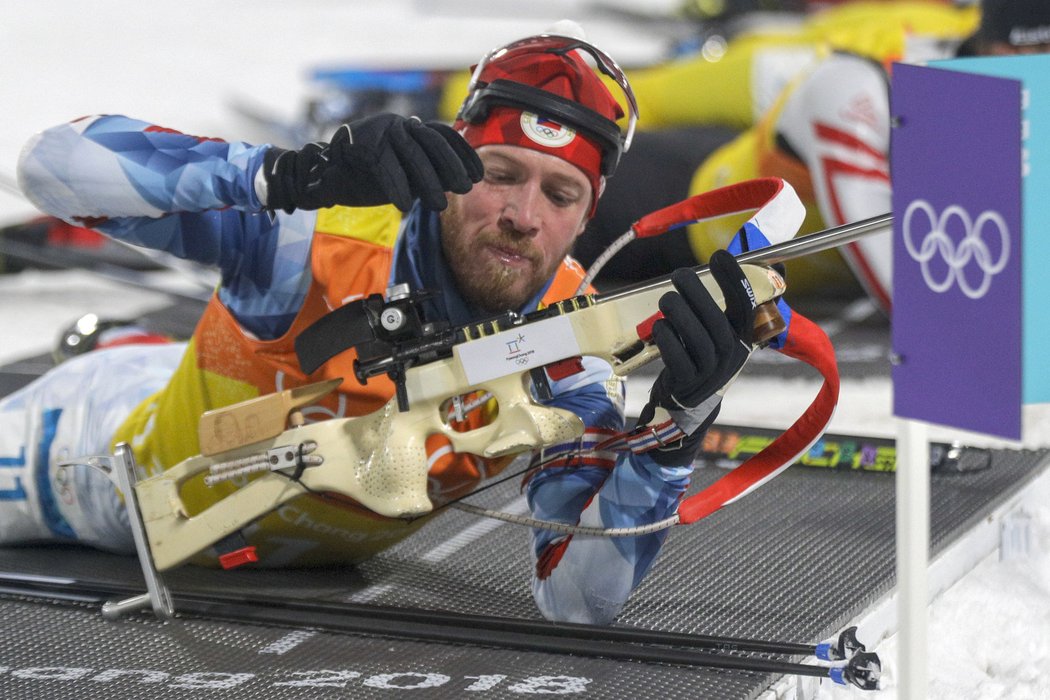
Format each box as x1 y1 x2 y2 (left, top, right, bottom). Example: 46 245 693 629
73 180 892 578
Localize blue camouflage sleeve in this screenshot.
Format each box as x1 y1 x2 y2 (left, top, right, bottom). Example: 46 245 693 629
17 114 315 339
19 115 267 223
526 356 692 624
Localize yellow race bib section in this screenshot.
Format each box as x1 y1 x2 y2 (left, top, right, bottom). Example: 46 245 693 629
315 204 403 247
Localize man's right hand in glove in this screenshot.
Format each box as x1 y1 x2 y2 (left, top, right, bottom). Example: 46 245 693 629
260 114 484 213
639 250 758 466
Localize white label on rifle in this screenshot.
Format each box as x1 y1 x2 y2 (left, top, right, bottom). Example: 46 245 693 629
457 315 581 386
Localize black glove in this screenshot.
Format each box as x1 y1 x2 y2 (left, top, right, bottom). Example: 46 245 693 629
263 114 484 213
640 250 757 465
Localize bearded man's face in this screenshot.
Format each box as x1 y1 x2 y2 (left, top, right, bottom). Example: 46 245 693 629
439 145 592 312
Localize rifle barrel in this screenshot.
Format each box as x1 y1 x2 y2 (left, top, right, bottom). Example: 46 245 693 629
738 213 892 267
598 213 893 304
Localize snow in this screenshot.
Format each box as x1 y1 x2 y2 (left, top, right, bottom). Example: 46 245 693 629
819 510 1050 700
2 2 1049 698
0 269 197 363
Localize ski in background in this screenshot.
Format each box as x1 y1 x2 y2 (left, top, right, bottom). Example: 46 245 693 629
699 423 992 474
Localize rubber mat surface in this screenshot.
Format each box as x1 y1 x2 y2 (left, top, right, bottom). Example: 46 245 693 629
2 447 1046 699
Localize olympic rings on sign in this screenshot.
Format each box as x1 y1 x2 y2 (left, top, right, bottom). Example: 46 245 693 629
902 199 1010 300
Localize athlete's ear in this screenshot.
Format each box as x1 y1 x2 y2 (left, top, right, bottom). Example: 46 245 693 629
579 175 606 236
574 216 588 238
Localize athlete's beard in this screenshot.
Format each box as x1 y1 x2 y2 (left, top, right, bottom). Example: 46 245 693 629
439 206 572 314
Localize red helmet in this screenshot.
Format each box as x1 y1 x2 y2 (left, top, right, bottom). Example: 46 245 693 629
455 32 639 213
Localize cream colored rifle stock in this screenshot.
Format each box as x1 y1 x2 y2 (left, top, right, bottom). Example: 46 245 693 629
132 214 892 571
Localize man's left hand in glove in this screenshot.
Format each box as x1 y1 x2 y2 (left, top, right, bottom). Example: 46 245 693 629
640 249 758 466
261 114 484 214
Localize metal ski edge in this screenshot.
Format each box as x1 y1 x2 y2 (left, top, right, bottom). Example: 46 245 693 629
0 572 878 688
699 423 993 474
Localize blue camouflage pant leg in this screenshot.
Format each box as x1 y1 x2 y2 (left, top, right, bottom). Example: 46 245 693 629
0 343 185 552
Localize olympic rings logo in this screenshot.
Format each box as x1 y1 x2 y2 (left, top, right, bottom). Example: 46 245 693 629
902 200 1011 300
520 111 575 148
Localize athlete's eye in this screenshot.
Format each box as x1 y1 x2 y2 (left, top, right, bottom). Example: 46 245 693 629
546 189 577 207
485 168 516 184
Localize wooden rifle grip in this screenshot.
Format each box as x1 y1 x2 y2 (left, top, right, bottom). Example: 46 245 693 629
752 300 787 345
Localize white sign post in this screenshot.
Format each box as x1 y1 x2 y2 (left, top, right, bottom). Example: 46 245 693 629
895 418 929 699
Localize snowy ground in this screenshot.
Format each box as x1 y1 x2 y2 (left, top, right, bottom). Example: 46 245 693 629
2 2 1050 698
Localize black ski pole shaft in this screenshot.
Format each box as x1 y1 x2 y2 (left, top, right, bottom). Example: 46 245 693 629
181 594 872 685
191 592 864 662
338 599 866 660
361 603 822 658
529 620 818 657
0 575 880 690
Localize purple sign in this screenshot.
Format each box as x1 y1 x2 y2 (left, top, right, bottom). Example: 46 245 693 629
891 63 1023 439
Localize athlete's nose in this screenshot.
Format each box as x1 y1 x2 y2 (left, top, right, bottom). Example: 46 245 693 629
499 181 542 237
